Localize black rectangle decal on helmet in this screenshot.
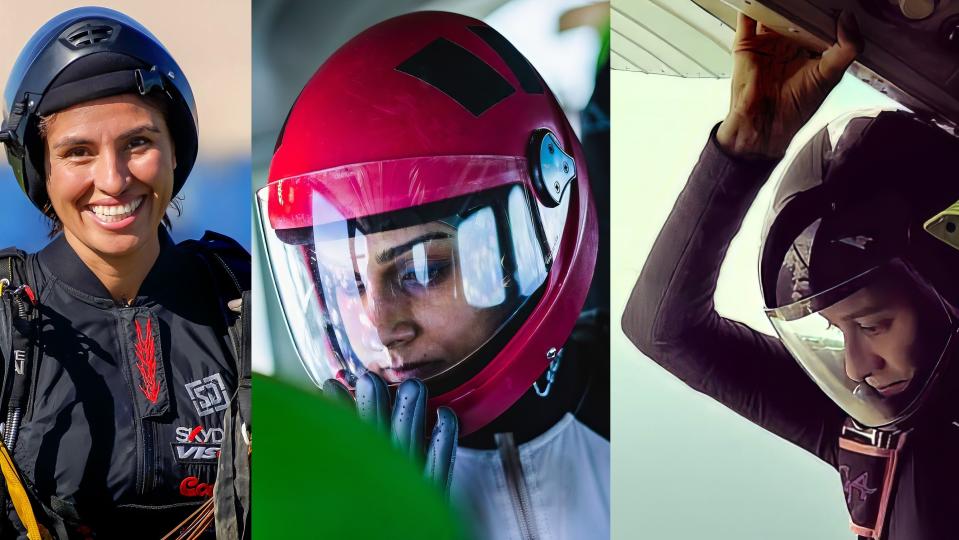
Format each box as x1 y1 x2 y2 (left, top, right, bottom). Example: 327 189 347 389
468 25 544 94
395 38 515 116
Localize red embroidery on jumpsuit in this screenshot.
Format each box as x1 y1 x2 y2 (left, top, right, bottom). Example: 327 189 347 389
135 318 160 403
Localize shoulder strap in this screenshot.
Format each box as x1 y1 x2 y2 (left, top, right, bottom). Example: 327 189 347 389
178 231 251 298
0 250 67 539
178 231 251 373
0 249 26 364
0 248 28 293
178 234 252 540
0 248 34 417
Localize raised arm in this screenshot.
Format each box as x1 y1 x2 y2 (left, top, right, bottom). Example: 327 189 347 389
621 12 863 464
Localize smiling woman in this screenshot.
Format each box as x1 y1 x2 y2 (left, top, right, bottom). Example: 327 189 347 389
42 94 177 301
0 6 250 539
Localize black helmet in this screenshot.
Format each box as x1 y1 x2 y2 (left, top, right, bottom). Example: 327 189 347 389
1 7 198 211
760 109 959 429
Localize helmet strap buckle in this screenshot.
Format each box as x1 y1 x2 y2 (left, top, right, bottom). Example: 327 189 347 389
533 347 563 398
134 67 165 96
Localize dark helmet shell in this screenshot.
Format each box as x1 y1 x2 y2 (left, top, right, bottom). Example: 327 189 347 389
1 7 198 211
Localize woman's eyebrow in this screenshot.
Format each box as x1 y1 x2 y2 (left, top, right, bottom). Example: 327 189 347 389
52 135 93 150
840 304 886 321
375 232 452 264
116 124 161 140
51 124 161 150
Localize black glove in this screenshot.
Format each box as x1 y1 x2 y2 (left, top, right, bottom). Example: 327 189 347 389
322 372 458 495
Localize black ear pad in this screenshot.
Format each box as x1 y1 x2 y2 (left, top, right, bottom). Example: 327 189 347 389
23 115 48 210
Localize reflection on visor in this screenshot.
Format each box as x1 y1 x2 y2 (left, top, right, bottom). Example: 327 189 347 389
260 179 556 391
767 259 957 427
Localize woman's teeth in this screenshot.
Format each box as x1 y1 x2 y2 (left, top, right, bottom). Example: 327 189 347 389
90 198 143 222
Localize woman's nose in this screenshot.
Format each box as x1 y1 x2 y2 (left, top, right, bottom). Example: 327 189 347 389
365 281 416 348
93 149 130 195
843 334 885 382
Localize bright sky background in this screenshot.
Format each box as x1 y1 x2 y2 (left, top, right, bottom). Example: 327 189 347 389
486 0 601 119
611 70 900 539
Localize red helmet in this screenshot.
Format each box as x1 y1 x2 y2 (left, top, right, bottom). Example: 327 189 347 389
258 11 597 435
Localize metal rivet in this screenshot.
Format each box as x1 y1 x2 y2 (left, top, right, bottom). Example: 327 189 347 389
547 144 554 154
563 163 569 174
553 181 560 192
546 347 558 360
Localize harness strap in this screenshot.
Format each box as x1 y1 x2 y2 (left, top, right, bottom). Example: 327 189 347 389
6 284 39 450
174 233 250 540
0 253 66 538
838 419 908 539
0 441 40 540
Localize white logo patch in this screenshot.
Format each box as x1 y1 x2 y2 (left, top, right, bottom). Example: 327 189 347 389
184 373 229 417
175 426 224 444
13 350 25 375
171 443 220 464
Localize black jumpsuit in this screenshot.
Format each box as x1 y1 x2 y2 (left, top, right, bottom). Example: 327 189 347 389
0 230 241 539
622 128 959 540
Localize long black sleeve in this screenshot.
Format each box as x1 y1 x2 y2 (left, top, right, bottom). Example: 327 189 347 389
621 126 844 466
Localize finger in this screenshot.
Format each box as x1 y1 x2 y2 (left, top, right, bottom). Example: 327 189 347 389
820 11 862 82
321 378 354 407
355 371 390 433
424 407 458 497
836 10 864 53
391 378 427 460
757 22 782 38
735 12 757 44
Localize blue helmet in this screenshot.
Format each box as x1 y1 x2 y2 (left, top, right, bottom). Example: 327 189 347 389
1 7 198 211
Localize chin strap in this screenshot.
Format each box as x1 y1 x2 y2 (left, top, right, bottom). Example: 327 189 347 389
533 347 563 398
838 419 909 539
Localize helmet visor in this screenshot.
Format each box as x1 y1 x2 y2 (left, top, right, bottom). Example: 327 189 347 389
258 157 565 391
766 259 957 427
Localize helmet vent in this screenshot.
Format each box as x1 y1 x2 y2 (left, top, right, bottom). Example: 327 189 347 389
64 25 114 48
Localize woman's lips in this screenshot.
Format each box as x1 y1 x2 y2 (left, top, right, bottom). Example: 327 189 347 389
384 358 445 380
85 196 145 230
874 379 910 398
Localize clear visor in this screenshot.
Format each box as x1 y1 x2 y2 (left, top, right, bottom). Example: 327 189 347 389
766 259 958 427
258 157 567 391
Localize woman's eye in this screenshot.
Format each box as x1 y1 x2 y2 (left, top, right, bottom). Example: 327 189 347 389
64 147 91 158
127 137 151 150
858 320 890 336
399 260 450 290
